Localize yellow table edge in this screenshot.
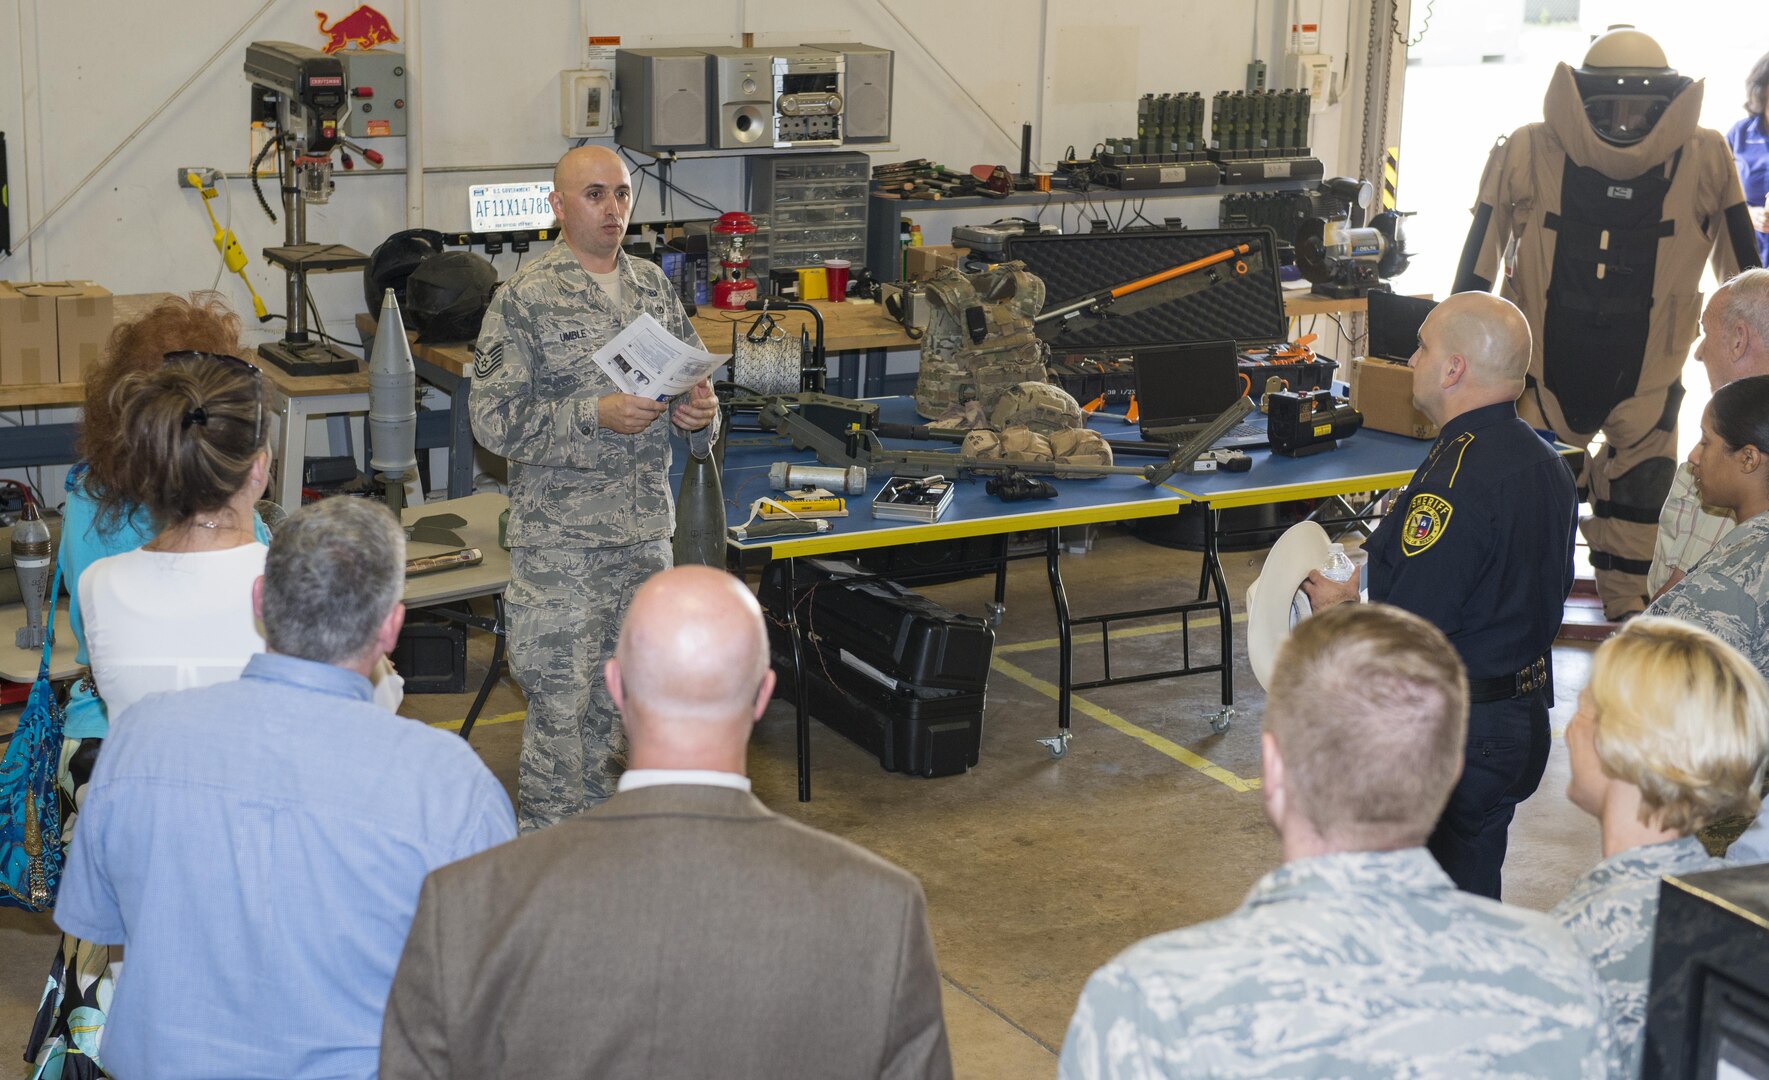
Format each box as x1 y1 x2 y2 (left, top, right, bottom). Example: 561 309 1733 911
731 493 1186 558
1172 442 1580 509
1175 470 1421 509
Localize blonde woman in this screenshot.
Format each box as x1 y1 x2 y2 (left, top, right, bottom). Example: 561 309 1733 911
1553 616 1769 1079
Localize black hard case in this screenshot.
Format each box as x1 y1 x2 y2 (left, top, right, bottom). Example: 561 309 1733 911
759 559 993 777
1006 227 1336 388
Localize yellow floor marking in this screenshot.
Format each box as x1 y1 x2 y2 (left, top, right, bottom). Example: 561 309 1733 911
429 708 526 733
995 611 1249 655
989 656 1259 793
432 619 1270 790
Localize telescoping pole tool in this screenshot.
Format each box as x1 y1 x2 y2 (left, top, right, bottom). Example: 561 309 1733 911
1035 243 1255 331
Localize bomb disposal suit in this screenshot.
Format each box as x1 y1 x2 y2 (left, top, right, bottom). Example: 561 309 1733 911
1454 30 1761 618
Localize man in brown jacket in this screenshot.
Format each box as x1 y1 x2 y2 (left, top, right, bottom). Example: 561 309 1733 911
379 565 953 1080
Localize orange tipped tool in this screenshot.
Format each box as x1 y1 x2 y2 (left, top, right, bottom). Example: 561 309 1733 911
1107 244 1252 300
1125 395 1140 424
1080 394 1106 413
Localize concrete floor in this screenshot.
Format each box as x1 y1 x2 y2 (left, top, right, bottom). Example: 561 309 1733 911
0 524 1603 1079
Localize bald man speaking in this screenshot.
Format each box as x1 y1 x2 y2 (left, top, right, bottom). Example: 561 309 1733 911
470 146 720 831
1304 292 1577 898
380 567 953 1080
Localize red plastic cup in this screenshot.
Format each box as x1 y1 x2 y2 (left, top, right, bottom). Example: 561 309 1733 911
824 259 851 302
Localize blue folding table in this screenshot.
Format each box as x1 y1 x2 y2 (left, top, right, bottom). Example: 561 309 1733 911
714 397 1454 800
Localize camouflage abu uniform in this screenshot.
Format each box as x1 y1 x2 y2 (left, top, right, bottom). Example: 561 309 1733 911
1551 835 1725 1079
469 242 717 831
1644 513 1769 678
1060 848 1606 1079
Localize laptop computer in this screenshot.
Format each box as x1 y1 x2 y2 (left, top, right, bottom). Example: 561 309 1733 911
1366 291 1438 363
1128 340 1269 450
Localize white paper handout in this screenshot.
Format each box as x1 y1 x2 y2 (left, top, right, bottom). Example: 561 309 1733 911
591 313 726 400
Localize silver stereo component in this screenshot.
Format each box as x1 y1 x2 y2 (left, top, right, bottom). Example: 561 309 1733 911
805 42 892 142
614 47 711 152
708 47 773 149
615 44 892 152
771 48 844 147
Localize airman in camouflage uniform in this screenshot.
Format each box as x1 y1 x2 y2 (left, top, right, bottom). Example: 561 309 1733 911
1552 835 1725 1078
1062 604 1606 1079
1060 848 1606 1079
470 147 718 832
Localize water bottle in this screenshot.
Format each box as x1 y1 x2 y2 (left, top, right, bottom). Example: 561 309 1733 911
1321 543 1356 583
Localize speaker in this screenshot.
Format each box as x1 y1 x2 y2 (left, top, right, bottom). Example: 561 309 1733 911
808 42 892 142
708 46 773 149
615 47 710 152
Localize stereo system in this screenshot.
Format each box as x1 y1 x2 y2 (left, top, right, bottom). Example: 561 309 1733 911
617 43 893 155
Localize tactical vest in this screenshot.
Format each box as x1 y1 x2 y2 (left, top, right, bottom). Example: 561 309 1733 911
914 263 1048 419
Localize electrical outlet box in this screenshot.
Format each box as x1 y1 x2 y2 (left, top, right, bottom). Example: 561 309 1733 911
560 68 615 138
340 49 408 138
1246 60 1268 92
1295 54 1333 109
176 167 221 189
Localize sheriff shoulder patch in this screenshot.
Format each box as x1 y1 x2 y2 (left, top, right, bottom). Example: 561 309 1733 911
473 341 505 379
1401 493 1453 557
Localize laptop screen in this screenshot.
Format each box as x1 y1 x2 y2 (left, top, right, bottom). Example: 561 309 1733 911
1367 292 1437 363
1134 340 1242 427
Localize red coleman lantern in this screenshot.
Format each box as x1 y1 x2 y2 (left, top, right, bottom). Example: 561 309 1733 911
711 211 759 310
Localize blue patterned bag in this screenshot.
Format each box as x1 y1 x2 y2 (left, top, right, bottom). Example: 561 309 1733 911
0 560 66 912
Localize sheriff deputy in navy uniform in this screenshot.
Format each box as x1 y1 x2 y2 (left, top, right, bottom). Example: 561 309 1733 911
1304 291 1577 900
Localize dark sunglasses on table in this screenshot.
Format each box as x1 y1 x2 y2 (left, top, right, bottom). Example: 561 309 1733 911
161 350 264 446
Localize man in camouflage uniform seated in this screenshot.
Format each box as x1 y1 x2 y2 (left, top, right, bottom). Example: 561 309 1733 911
1060 604 1605 1079
469 146 719 831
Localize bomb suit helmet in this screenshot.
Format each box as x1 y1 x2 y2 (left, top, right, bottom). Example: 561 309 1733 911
1573 28 1692 145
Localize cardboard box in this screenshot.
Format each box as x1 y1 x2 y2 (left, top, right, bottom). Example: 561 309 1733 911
903 244 968 280
1348 355 1438 440
0 280 113 385
49 281 112 382
0 282 62 385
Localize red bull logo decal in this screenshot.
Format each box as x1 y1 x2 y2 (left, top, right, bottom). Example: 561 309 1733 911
315 5 399 54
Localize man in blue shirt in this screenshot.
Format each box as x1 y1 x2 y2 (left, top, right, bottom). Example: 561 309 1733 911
54 497 516 1080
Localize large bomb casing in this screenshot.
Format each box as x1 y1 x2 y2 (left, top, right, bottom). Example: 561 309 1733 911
369 288 419 478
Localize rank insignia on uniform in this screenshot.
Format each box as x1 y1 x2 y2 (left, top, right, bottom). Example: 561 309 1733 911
474 342 505 378
1402 493 1452 556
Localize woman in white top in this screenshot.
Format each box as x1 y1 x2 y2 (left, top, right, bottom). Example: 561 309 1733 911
80 353 406 722
80 351 283 721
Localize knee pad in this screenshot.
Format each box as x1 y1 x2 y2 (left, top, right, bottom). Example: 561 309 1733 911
1595 455 1677 525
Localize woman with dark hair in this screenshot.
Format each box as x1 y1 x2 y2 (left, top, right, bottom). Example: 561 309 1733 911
1645 373 1769 675
78 352 274 718
1729 51 1769 266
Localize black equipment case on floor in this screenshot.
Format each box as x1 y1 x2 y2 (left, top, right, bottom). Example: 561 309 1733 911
759 558 993 778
